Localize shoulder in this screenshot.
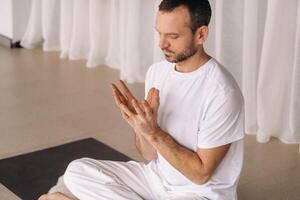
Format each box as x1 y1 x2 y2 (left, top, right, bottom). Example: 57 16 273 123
201 58 244 114
145 60 173 82
205 58 242 96
147 60 173 74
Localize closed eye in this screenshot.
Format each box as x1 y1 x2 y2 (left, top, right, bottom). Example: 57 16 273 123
168 34 179 39
155 28 180 39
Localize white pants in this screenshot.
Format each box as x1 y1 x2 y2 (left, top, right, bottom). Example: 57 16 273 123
63 158 205 200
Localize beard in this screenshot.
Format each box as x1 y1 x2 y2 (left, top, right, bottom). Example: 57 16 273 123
163 44 198 63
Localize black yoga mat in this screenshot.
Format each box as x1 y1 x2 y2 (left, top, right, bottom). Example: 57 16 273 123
0 138 132 200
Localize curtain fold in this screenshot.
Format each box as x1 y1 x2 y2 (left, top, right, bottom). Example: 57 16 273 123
292 1 300 153
60 0 73 59
21 0 42 48
21 0 300 149
42 0 60 51
241 0 259 137
256 0 299 143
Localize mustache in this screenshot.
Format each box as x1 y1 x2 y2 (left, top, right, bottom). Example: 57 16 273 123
161 48 175 54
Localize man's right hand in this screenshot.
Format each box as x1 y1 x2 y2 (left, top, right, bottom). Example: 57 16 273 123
145 86 160 120
111 80 159 116
111 80 159 161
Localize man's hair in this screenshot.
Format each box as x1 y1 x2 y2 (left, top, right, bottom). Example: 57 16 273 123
159 0 212 33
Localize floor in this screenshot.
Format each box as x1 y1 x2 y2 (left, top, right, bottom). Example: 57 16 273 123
0 46 299 200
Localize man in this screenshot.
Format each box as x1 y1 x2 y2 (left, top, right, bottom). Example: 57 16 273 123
39 0 244 199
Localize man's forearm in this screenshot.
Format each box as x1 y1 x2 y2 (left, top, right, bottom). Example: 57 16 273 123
148 129 210 185
135 133 157 161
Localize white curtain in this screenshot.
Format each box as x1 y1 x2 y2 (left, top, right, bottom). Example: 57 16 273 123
205 0 300 151
21 0 163 82
21 0 300 150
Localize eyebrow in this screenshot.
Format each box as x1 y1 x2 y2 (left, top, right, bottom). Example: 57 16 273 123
154 27 180 35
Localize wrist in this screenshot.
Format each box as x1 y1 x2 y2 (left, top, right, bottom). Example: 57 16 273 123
147 127 164 146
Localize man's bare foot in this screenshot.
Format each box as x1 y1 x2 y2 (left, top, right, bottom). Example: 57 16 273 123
38 192 75 200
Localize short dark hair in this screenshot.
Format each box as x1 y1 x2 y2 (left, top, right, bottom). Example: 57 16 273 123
159 0 212 33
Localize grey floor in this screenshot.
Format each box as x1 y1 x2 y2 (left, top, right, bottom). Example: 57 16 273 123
0 47 299 200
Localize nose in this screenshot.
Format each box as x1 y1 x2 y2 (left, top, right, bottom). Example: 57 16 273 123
159 35 169 49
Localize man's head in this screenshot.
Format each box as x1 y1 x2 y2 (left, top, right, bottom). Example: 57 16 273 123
155 0 211 63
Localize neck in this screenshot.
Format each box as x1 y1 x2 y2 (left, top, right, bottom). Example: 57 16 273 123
175 50 210 73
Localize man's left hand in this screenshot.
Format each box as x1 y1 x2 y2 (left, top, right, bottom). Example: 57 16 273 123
121 98 160 139
111 81 160 140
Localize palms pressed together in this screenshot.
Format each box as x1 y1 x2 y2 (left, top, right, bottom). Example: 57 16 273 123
111 80 160 140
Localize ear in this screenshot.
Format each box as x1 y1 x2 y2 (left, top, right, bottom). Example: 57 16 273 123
194 26 209 45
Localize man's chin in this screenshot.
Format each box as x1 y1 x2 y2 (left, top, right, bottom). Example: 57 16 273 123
164 55 177 63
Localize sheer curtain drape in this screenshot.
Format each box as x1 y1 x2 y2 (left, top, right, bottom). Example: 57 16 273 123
21 0 300 150
205 0 300 151
21 0 161 82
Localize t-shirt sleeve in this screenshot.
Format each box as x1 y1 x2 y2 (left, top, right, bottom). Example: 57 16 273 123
197 90 245 149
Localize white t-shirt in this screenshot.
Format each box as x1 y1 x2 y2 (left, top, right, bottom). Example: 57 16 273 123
145 58 245 200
